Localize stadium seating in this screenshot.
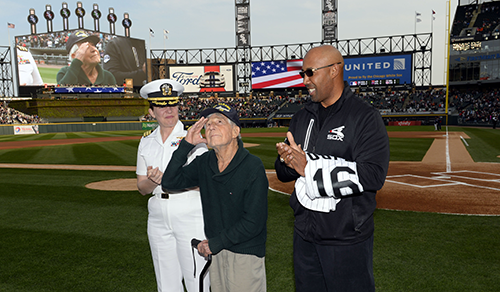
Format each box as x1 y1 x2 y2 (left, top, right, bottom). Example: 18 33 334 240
0 101 43 124
1 88 498 127
452 1 500 37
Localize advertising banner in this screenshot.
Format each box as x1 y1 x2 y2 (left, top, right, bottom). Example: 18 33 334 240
251 54 412 89
142 122 158 130
388 121 422 126
14 125 39 135
344 54 412 86
451 52 500 64
168 65 234 93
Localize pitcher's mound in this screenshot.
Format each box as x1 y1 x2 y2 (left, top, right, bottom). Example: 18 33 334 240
86 178 137 191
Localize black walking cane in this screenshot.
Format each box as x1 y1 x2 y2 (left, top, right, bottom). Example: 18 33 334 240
191 238 212 292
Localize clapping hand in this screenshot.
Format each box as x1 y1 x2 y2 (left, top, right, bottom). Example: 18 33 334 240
276 131 307 176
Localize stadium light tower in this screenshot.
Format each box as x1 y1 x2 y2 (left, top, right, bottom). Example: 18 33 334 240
27 8 38 35
75 2 85 29
235 0 251 95
107 8 117 35
60 2 70 31
322 0 338 43
122 13 132 37
91 3 101 32
235 0 250 47
43 5 55 33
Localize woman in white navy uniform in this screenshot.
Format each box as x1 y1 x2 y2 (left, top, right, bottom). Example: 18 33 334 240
136 79 209 292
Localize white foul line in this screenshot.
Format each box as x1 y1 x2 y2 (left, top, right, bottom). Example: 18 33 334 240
446 126 451 172
266 170 292 195
460 136 469 146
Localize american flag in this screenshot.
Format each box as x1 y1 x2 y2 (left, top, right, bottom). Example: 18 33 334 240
7 23 15 29
251 59 304 89
54 87 125 93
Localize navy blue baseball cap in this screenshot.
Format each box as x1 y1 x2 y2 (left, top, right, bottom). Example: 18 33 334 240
66 30 100 54
200 103 241 128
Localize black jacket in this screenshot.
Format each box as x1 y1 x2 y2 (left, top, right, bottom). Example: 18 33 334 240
275 84 390 245
163 139 268 257
103 37 147 87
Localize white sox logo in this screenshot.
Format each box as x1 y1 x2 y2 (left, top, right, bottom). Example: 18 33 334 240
327 126 345 141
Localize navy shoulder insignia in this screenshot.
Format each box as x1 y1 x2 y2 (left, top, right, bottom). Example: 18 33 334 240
143 130 153 137
17 45 28 52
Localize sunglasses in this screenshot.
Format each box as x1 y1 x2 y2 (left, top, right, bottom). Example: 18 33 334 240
299 62 342 78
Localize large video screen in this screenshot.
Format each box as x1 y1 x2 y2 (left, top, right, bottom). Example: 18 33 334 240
168 65 234 93
344 54 412 86
251 54 413 89
14 30 147 89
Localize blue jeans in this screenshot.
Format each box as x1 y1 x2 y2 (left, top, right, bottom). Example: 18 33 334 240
293 230 375 292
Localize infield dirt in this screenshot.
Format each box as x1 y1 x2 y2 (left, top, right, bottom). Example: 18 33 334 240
1 131 498 215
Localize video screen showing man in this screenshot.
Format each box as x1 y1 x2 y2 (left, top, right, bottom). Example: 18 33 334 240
103 36 147 87
14 30 146 89
57 30 116 86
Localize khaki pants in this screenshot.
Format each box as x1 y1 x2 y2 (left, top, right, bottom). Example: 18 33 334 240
210 249 266 292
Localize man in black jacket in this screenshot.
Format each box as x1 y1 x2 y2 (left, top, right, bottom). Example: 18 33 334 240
103 36 147 87
275 45 390 292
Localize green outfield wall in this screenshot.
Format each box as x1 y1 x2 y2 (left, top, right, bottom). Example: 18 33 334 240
0 117 271 135
9 98 149 122
0 121 149 135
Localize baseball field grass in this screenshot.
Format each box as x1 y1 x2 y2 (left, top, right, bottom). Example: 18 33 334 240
38 67 61 85
0 126 499 291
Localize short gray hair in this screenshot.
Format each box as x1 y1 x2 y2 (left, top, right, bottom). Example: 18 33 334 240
204 113 241 139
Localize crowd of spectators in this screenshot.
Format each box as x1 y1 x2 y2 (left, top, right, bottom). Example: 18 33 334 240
451 1 500 37
358 86 499 125
286 95 309 105
141 87 496 126
140 95 296 122
474 2 500 36
177 96 283 120
0 101 43 124
16 33 69 49
15 31 109 53
451 88 500 124
359 89 447 113
2 86 499 127
452 4 477 36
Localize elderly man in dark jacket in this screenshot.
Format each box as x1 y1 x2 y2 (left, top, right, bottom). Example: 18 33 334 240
162 103 268 292
57 30 115 86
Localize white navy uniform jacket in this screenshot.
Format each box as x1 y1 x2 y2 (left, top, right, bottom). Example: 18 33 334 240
136 120 207 196
275 83 390 245
17 47 43 85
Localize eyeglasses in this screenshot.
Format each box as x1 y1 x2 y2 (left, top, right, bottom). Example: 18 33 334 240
299 62 342 78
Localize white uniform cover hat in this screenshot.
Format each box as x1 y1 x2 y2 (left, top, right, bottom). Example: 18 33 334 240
139 79 184 106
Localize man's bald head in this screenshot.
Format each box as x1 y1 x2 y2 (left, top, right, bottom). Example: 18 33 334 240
302 45 345 107
305 45 343 65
